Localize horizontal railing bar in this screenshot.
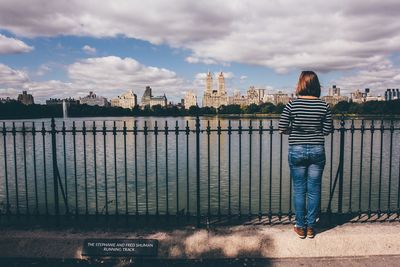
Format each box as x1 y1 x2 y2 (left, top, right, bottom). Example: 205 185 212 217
2 127 400 133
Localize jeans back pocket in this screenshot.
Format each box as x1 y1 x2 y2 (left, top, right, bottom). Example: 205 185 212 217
309 145 326 165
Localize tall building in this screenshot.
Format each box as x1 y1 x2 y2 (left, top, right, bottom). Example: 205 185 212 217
141 86 153 106
149 94 167 107
273 91 290 105
350 89 364 103
111 90 137 109
364 88 384 101
350 88 384 103
202 71 228 108
228 88 290 106
228 89 247 106
176 99 185 109
17 91 34 105
364 88 370 97
385 88 400 101
184 90 197 108
262 93 275 104
218 72 226 95
328 85 340 97
206 71 213 94
255 88 266 103
79 91 109 107
246 86 260 105
140 86 167 107
322 85 348 106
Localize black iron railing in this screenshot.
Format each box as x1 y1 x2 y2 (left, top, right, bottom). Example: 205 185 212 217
0 117 399 227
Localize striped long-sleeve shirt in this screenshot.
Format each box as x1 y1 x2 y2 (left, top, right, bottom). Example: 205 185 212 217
278 98 333 145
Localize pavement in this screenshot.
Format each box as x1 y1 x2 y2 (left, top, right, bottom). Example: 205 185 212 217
1 255 400 266
0 222 399 266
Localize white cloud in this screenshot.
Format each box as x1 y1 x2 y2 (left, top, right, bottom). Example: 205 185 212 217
0 57 186 102
26 80 74 99
0 34 33 54
335 59 400 95
185 56 217 65
36 64 51 76
0 63 30 87
218 71 234 79
0 63 74 100
239 75 247 84
68 56 185 97
0 64 30 98
1 1 400 72
82 45 96 54
1 0 400 101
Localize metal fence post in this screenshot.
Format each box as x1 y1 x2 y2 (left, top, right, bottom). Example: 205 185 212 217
51 118 60 224
338 116 345 213
196 115 201 227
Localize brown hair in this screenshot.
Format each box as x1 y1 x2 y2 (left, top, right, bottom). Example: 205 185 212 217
295 71 321 97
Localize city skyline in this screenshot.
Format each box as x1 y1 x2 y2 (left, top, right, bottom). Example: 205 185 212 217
1 1 400 104
4 78 397 110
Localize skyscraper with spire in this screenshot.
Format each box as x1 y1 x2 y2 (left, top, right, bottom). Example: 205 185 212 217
202 71 228 108
218 72 225 94
206 71 213 94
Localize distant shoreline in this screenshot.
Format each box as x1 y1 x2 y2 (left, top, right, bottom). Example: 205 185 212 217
1 113 400 121
209 113 400 119
1 100 400 120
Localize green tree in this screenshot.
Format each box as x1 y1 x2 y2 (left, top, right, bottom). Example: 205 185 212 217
201 106 217 115
385 99 400 114
188 105 201 116
361 101 384 114
347 102 361 114
151 104 164 115
332 101 350 114
244 103 260 114
218 104 242 114
274 103 286 114
260 102 275 114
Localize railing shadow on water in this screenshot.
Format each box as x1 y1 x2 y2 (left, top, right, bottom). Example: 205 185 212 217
0 115 400 228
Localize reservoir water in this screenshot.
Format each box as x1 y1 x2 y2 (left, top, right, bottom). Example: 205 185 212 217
0 116 399 216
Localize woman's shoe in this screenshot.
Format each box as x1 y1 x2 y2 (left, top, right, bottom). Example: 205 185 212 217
307 227 315 238
293 226 306 239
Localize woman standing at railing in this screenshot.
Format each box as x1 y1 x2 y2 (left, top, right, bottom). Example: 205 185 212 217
279 71 333 239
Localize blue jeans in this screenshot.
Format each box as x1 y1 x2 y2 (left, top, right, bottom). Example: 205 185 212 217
288 144 326 228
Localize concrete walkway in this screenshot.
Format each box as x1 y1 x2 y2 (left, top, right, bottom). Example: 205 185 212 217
0 222 399 260
1 255 400 266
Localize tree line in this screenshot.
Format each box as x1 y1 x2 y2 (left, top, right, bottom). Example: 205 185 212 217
0 99 399 119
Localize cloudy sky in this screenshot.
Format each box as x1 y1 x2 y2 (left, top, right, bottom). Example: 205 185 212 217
0 0 399 103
